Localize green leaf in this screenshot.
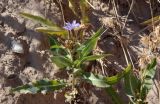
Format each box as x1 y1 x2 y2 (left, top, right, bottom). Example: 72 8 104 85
84 27 104 45
80 0 90 23
81 38 97 56
75 54 111 67
82 72 110 88
50 45 64 49
125 74 140 99
141 15 160 25
20 12 56 26
123 59 156 103
105 64 132 85
105 87 124 104
49 36 61 54
141 58 157 100
49 36 59 46
35 27 67 36
124 65 140 101
12 79 66 94
81 54 111 62
49 37 72 60
50 45 71 57
51 56 73 68
77 27 105 57
82 65 132 88
143 58 156 80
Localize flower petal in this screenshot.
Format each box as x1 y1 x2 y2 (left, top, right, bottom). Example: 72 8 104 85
63 20 80 30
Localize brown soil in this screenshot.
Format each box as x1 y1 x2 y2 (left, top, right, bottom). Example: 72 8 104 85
0 0 159 104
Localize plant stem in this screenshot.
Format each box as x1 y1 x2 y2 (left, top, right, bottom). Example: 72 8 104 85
105 87 124 104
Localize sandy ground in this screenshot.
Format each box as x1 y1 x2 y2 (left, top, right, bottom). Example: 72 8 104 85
0 0 159 104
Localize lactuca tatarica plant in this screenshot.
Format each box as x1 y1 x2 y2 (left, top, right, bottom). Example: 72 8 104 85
12 12 132 103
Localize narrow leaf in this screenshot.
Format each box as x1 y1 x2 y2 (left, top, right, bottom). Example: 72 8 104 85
77 27 105 57
49 36 59 46
105 64 132 85
105 87 124 104
35 27 67 36
124 65 140 101
12 79 66 94
81 38 98 57
83 27 104 45
50 45 64 49
82 65 132 88
141 58 157 100
51 56 72 68
75 54 111 67
80 0 90 23
49 36 63 55
141 15 160 25
20 12 56 26
81 54 110 62
143 58 156 79
82 72 110 88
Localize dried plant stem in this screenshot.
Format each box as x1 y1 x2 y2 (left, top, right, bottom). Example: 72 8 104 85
122 0 134 30
112 0 129 66
149 0 155 30
148 0 153 52
57 0 65 25
85 0 96 9
112 0 119 22
126 47 135 69
130 24 152 39
148 1 160 101
120 40 129 65
121 0 135 68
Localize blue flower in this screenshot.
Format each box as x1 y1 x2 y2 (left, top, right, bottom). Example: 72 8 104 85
63 20 80 30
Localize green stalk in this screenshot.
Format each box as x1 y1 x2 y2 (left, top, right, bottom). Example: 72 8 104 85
105 87 124 104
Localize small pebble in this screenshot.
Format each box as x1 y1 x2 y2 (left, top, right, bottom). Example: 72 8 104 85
11 40 24 54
